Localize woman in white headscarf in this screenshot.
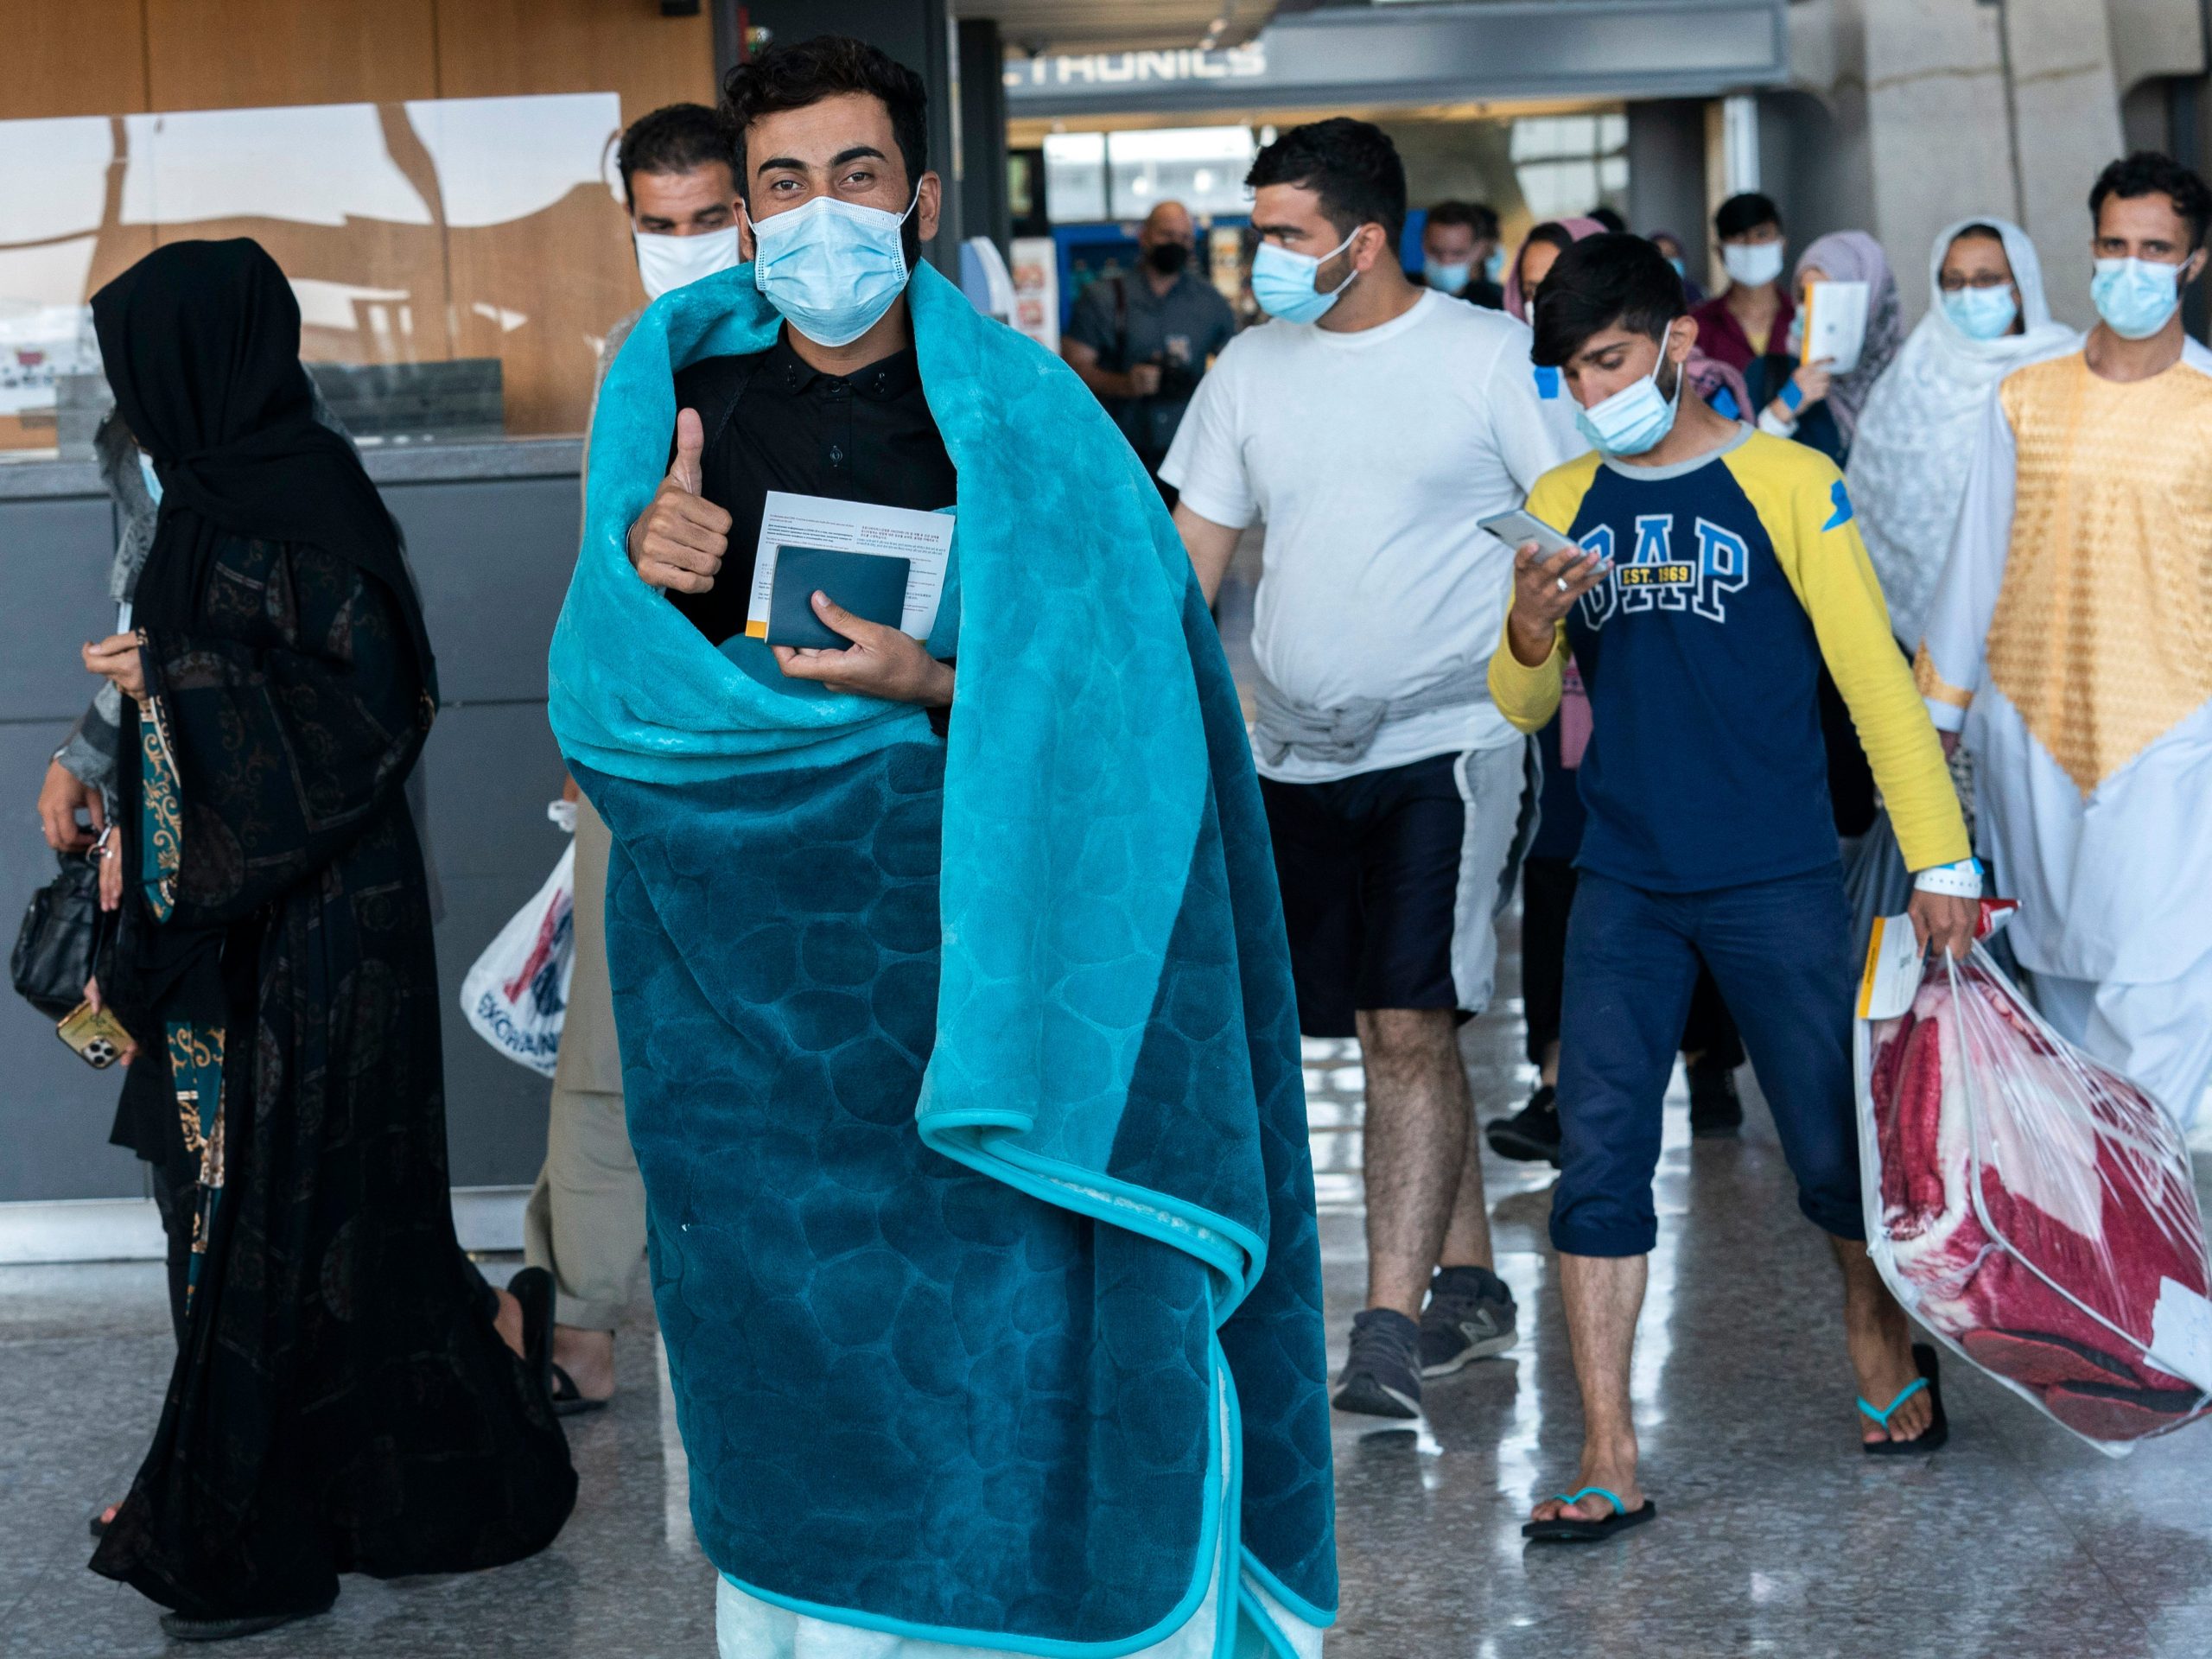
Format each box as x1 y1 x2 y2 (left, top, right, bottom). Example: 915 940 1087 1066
1844 218 2078 651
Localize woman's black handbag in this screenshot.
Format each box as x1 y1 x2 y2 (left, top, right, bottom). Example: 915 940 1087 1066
11 850 104 1017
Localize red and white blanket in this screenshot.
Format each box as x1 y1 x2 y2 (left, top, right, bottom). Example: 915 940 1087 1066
1863 955 2212 1446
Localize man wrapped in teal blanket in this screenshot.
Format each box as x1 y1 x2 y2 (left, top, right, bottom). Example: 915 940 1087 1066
548 37 1335 1656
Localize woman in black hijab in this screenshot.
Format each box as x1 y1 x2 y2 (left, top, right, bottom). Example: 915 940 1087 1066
83 238 575 1642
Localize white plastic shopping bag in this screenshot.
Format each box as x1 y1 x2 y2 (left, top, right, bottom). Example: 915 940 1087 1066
460 819 576 1077
1855 901 2212 1453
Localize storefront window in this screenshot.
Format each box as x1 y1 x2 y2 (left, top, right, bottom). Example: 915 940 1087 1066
1510 111 1630 222
1042 132 1109 223
0 93 634 457
1042 126 1257 225
1106 127 1258 219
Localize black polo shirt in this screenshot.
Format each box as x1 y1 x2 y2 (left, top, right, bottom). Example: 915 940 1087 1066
1063 266 1236 464
670 330 959 649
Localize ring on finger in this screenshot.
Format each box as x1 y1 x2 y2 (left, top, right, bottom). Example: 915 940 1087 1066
1555 575 1570 593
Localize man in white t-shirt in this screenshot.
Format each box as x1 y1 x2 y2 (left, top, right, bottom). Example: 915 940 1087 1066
1166 118 1574 1419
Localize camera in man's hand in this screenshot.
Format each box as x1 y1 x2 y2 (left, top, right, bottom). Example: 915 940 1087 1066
1132 352 1199 403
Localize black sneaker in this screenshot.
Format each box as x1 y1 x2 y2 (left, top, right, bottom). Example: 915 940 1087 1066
1332 1308 1423 1419
1419 1265 1518 1376
1688 1059 1744 1138
1486 1084 1563 1166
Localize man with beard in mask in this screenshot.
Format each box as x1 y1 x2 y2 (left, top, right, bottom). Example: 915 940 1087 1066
599 103 744 384
552 34 1335 1656
522 102 745 1420
1167 117 1571 1424
1063 200 1237 503
1920 151 2212 1135
1419 200 1504 308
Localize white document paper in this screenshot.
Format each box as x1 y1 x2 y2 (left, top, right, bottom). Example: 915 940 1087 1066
1858 912 1926 1022
744 490 957 643
1802 280 1870 376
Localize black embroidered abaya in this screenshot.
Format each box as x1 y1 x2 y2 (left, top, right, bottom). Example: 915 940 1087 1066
86 238 575 1622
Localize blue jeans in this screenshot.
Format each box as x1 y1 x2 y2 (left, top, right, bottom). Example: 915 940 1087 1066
1549 867 1866 1256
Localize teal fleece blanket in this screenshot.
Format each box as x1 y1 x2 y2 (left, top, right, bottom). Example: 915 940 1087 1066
550 263 1336 1650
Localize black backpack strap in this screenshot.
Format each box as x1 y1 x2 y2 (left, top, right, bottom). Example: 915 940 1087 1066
1110 276 1132 371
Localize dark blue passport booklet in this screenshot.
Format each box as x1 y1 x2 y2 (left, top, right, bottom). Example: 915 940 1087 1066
765 546 911 650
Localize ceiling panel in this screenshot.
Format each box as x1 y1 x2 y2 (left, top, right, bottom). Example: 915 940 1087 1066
975 0 1281 56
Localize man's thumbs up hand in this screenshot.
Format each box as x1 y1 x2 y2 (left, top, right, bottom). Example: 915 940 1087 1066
626 405 730 594
669 405 705 495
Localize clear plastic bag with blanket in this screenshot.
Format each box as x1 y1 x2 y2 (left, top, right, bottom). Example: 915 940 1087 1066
1855 904 2212 1453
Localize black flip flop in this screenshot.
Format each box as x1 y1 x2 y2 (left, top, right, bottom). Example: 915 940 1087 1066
1521 1486 1657 1543
1862 1341 1949 1456
88 1506 117 1541
550 1362 610 1417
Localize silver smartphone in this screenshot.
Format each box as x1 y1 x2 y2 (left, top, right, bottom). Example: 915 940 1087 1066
1478 510 1582 558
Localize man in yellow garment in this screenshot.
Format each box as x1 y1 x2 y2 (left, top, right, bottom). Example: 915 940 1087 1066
1920 151 2212 1134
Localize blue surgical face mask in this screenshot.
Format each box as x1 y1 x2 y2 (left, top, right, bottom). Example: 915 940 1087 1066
1484 246 1507 285
137 450 162 506
1667 256 1687 280
1250 229 1358 324
2091 256 2188 340
1426 261 1471 294
1575 345 1682 458
1942 284 2019 341
750 189 918 347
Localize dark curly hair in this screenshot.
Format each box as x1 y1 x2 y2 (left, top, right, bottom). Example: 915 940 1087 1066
721 35 929 200
1426 200 1499 242
1247 118 1407 249
2090 150 2212 251
1530 233 1690 370
616 103 735 204
1713 191 1781 240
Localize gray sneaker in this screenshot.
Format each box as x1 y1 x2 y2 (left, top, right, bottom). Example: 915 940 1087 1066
1418 1265 1518 1377
1332 1307 1423 1418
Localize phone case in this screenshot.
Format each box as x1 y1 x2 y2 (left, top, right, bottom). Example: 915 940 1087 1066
1478 511 1580 558
55 1000 135 1070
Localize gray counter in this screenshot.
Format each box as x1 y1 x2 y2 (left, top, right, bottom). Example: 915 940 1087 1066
0 436 585 500
1 439 591 1202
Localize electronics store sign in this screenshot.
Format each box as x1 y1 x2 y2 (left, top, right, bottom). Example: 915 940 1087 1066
1003 3 1786 112
1004 43 1268 94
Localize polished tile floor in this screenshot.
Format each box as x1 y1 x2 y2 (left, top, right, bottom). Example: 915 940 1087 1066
11 537 2212 1654
12 927 2212 1659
